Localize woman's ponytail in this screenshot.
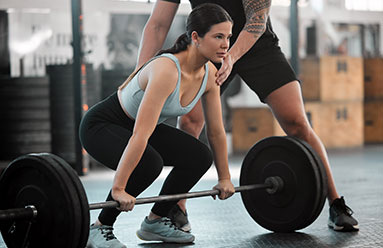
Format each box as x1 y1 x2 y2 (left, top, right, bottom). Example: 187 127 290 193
119 33 191 90
156 32 190 56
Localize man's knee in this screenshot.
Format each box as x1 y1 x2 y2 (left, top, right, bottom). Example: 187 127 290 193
282 118 312 140
179 115 205 138
180 114 204 129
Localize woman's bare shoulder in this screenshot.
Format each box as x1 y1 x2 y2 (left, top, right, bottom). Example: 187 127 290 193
142 56 179 84
205 61 219 88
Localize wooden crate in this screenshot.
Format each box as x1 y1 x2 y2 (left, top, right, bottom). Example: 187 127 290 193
364 58 383 99
364 100 383 143
305 101 364 148
300 56 364 101
231 107 285 153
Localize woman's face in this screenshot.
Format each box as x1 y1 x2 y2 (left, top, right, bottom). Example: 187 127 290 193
195 21 232 63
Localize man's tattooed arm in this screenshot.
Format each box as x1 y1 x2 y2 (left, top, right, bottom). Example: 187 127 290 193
222 0 272 70
242 0 271 40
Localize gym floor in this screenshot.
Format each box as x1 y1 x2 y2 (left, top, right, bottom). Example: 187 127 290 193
1 144 382 248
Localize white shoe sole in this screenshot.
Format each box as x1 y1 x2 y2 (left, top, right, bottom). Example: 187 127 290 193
328 219 359 231
180 222 192 232
136 230 195 243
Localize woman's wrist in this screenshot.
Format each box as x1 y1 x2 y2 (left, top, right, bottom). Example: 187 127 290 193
112 186 125 193
218 177 231 182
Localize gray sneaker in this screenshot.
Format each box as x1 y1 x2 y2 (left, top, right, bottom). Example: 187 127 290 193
167 204 191 232
87 224 127 248
136 217 195 243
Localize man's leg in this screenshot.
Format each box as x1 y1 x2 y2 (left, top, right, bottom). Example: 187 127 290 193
265 80 359 231
264 81 339 203
179 100 205 139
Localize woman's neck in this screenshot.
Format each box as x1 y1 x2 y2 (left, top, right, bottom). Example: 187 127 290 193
175 47 208 74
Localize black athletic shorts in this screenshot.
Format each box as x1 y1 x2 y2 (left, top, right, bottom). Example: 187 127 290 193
219 43 299 103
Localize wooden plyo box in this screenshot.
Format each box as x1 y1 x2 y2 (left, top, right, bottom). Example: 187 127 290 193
305 101 364 148
231 107 285 153
300 56 364 101
364 100 383 143
232 101 364 152
364 58 383 99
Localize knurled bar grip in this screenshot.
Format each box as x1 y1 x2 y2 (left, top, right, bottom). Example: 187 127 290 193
88 183 271 210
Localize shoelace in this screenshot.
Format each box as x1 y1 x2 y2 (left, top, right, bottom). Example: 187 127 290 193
161 217 178 230
338 197 354 216
99 226 117 241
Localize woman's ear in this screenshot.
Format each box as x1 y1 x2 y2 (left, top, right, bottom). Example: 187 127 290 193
191 31 200 47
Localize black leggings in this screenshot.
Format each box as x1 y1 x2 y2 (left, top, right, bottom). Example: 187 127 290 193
79 92 212 226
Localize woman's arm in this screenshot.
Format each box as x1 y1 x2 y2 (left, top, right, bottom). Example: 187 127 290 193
201 64 235 200
136 1 179 69
113 59 179 211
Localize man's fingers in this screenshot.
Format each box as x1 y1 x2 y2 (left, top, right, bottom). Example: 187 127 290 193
217 73 229 85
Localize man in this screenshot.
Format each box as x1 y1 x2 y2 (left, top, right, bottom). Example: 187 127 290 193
136 0 359 233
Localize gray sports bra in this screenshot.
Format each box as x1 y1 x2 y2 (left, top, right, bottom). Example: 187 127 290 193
119 53 209 124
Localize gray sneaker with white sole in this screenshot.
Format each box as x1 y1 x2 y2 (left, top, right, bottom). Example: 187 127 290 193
136 217 195 243
87 224 126 248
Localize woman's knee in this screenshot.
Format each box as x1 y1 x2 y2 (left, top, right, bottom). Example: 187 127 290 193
194 143 213 172
137 148 164 180
125 149 163 197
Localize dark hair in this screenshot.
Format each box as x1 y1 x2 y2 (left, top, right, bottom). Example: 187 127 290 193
119 3 232 90
157 3 233 55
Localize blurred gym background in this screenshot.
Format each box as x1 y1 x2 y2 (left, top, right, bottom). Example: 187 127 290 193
0 0 382 175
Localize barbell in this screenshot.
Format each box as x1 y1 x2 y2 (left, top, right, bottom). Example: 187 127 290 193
0 136 328 248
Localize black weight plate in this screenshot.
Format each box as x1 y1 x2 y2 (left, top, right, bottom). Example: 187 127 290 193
34 153 82 248
33 154 81 248
287 137 328 229
0 154 77 248
240 136 321 232
42 153 90 248
283 137 325 230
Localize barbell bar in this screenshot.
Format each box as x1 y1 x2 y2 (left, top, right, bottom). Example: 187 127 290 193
0 136 327 248
0 177 280 221
0 206 37 222
89 176 282 210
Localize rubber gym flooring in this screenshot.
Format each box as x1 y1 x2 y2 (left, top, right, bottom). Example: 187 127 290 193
1 144 382 247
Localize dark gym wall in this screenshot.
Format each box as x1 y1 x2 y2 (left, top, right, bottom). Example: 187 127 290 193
0 10 10 76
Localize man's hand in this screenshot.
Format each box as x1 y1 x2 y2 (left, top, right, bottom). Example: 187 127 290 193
214 0 272 86
216 53 235 85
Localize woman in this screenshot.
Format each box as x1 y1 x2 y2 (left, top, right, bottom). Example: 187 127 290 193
80 3 235 247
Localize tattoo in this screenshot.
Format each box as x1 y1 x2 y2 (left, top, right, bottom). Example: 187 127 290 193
242 0 271 38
